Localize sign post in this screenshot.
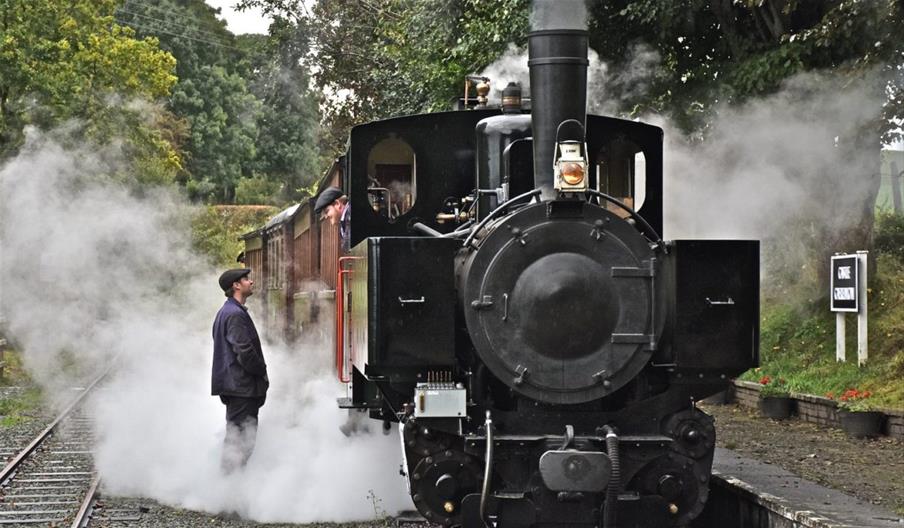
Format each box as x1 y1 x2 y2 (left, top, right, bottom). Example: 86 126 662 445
836 311 846 362
856 251 868 366
830 252 868 365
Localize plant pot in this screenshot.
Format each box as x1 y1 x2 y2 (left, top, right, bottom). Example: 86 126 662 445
759 396 792 420
838 410 885 438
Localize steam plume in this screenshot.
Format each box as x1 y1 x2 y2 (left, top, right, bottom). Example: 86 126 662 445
479 43 658 115
0 126 408 521
530 0 588 31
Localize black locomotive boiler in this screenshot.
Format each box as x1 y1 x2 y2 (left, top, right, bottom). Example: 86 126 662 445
336 6 759 527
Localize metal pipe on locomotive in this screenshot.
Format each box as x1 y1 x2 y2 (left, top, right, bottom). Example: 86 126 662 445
337 2 760 526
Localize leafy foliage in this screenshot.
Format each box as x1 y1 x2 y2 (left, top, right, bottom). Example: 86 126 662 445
190 205 277 267
757 374 790 397
0 0 180 181
171 64 261 202
117 0 322 204
234 175 283 205
118 0 255 202
239 0 528 155
591 0 901 286
0 385 43 426
829 388 876 412
589 0 902 142
237 18 320 201
874 212 904 260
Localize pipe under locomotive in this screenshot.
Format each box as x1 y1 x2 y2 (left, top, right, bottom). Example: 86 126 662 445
336 4 759 527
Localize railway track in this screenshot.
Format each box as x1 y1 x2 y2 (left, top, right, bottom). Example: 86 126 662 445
0 376 104 527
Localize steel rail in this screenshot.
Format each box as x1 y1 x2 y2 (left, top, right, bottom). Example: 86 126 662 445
69 475 100 528
0 370 108 487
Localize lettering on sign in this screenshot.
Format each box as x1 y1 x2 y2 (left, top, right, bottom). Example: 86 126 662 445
837 266 851 280
834 287 855 300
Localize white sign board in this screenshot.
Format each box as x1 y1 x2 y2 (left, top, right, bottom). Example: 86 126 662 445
830 254 859 312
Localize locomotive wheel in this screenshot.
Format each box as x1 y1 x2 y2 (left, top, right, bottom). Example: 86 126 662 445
410 450 482 526
662 409 716 460
629 453 709 526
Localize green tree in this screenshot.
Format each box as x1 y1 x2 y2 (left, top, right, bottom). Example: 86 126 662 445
589 0 902 139
170 64 261 202
237 18 320 202
118 0 259 201
119 0 321 204
0 0 180 182
238 0 528 156
588 0 903 281
118 0 241 79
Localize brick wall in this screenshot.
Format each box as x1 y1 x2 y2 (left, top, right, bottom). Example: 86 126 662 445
879 408 904 438
731 380 762 410
729 380 904 440
794 392 839 428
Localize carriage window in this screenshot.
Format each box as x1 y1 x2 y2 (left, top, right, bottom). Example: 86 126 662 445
267 234 285 289
366 136 416 221
596 138 646 218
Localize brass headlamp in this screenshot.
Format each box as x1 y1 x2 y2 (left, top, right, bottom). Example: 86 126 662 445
554 140 588 192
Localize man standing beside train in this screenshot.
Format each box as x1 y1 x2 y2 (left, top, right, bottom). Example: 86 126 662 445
314 186 350 253
211 268 269 473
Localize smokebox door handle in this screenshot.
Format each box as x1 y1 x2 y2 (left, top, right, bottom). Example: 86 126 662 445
705 297 735 306
399 296 426 304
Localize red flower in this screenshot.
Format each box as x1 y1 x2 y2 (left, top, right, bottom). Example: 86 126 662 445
759 375 772 385
835 388 873 411
838 389 870 402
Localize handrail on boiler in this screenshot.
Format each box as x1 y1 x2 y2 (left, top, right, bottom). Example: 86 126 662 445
336 256 362 383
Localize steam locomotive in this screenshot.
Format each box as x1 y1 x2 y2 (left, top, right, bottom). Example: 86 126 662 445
245 4 758 526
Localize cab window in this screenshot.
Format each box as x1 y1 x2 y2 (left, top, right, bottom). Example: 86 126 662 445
596 137 646 217
366 136 416 221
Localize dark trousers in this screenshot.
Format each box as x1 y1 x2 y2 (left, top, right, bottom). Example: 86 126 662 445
220 395 265 473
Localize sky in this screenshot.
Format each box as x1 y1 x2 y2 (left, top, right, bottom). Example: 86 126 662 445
205 0 271 35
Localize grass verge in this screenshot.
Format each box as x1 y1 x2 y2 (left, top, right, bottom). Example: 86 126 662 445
743 252 904 409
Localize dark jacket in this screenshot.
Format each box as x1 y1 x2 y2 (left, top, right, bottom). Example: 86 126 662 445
339 204 351 254
211 298 269 398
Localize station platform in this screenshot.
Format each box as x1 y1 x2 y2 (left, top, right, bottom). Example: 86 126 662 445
699 447 904 527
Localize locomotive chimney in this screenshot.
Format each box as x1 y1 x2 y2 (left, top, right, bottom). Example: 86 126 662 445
528 0 589 198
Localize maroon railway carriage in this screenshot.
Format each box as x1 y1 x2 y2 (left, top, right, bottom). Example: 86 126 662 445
241 158 344 344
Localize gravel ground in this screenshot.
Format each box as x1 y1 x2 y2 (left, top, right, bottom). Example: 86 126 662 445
89 402 904 526
88 496 440 528
701 401 904 516
87 495 393 528
0 386 54 467
5 385 902 526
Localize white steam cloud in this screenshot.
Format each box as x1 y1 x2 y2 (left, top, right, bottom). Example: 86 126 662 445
660 71 885 243
530 0 588 31
0 127 408 521
479 43 659 116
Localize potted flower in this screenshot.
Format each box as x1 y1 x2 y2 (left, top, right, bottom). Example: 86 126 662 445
758 375 792 420
833 389 885 438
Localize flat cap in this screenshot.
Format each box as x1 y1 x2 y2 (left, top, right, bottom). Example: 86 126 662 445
219 268 251 292
314 186 344 215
